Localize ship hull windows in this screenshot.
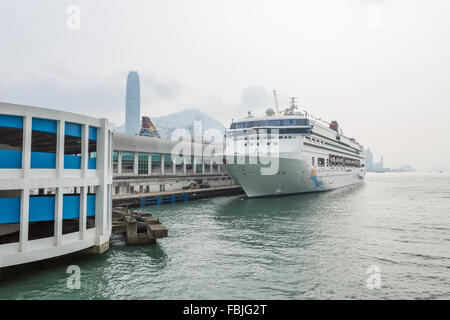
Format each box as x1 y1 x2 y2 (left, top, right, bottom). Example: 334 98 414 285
229 119 310 130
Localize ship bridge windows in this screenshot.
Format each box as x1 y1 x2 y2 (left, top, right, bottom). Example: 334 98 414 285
282 119 296 126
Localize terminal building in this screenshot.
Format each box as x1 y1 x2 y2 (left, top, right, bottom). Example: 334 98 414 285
0 102 114 268
112 133 234 197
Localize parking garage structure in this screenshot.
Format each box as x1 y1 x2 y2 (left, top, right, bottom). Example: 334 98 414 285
0 102 113 268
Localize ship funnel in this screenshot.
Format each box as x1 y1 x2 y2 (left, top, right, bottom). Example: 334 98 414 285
329 121 339 132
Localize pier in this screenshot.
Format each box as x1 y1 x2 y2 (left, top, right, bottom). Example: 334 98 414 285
113 185 244 207
112 208 168 245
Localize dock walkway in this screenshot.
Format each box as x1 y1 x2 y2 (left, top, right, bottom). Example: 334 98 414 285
112 185 244 207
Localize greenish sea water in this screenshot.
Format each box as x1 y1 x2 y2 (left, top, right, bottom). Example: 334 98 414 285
0 173 449 299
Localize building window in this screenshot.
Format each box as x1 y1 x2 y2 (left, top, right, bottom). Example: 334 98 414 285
138 153 148 174
151 153 162 174
164 154 173 172
0 114 23 169
31 118 57 169
122 152 134 173
112 152 118 173
88 126 97 169
64 122 82 169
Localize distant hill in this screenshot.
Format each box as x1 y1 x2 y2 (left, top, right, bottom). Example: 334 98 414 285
152 109 226 140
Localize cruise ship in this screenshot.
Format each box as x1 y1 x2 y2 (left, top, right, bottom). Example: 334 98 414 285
223 99 365 198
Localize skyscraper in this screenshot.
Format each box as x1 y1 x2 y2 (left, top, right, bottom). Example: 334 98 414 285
365 148 374 172
125 71 141 134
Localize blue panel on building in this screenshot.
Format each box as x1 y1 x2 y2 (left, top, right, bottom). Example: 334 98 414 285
0 197 21 224
88 157 97 169
65 122 82 138
89 126 97 141
32 118 57 134
64 154 81 169
63 195 80 219
29 196 55 222
87 195 96 216
0 149 22 169
31 152 56 169
0 114 23 129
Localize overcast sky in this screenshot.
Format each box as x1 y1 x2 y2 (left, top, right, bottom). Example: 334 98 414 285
1 0 449 170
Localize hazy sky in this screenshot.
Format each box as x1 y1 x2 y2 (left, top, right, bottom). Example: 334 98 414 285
1 0 449 170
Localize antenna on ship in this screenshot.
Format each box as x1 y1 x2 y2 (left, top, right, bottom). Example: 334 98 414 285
286 97 298 115
289 97 298 109
273 90 279 112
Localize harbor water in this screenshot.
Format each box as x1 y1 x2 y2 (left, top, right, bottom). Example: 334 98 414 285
0 173 449 299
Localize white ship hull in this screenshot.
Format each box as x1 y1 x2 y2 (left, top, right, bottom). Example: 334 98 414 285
225 157 365 198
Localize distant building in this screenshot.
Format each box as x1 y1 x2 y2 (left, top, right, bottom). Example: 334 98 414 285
125 71 141 135
365 148 374 172
373 155 384 170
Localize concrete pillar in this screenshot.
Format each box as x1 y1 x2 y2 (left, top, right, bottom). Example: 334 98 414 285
148 153 152 176
161 154 165 175
118 152 122 174
202 157 205 174
95 183 107 237
96 120 110 238
210 158 213 174
22 116 31 179
183 157 187 175
54 187 63 246
79 186 87 240
173 156 176 175
193 157 197 174
56 119 65 177
107 183 112 231
19 188 29 252
54 120 65 246
133 152 139 175
19 116 31 252
81 124 89 177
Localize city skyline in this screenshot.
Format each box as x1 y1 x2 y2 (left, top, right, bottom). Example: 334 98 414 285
1 0 450 171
